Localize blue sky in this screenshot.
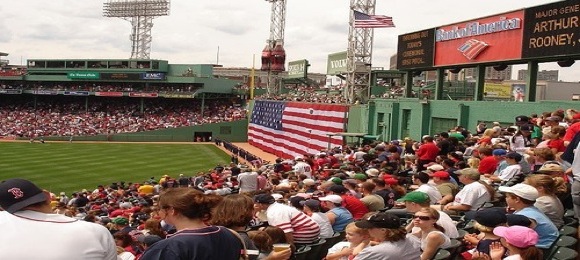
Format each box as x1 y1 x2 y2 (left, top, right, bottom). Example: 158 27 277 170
1 0 577 81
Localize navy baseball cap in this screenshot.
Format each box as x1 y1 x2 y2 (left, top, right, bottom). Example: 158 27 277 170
0 179 47 213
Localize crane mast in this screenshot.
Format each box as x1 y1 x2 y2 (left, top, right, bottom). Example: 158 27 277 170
346 0 376 103
261 0 287 95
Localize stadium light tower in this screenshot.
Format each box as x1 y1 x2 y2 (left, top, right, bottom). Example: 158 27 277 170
103 0 170 59
260 0 287 95
345 0 376 103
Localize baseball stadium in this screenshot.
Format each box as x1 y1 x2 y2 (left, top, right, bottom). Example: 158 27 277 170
0 0 579 259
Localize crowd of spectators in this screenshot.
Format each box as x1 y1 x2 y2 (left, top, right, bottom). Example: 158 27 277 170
2 108 578 259
0 97 246 138
0 82 201 93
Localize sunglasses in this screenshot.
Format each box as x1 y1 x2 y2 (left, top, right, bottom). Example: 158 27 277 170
413 215 432 221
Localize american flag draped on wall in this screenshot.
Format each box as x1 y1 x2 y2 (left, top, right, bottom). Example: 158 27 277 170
353 10 395 28
248 101 349 159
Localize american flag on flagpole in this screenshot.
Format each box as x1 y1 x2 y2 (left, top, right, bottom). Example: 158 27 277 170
248 101 349 159
353 10 395 28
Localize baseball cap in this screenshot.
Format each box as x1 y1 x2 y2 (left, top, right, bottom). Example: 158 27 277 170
474 208 507 228
573 113 580 120
430 171 450 179
506 214 532 227
505 152 523 162
112 217 129 226
0 178 47 213
498 183 539 201
355 212 401 229
515 115 529 123
538 163 563 173
365 168 379 177
138 235 163 247
300 199 321 210
254 194 276 204
545 116 561 122
396 191 429 204
319 194 343 204
353 173 368 181
384 177 399 185
271 193 284 201
493 226 538 248
456 168 480 180
492 149 507 156
294 156 303 161
426 164 444 171
302 179 316 186
329 177 343 186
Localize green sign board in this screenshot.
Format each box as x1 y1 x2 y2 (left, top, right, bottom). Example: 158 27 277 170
326 51 347 75
67 72 100 79
287 59 308 79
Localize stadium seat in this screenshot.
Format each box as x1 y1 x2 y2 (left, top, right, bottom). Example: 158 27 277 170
443 239 462 256
294 246 311 260
558 226 577 236
456 229 468 239
556 236 577 248
563 209 575 218
551 246 578 260
543 235 562 260
320 232 344 259
563 216 578 227
431 248 450 260
305 238 326 260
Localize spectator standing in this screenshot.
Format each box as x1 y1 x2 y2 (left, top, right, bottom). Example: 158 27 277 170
0 178 117 260
238 169 259 194
416 136 440 171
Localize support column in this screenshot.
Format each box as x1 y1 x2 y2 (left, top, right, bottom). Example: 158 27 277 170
405 72 413 98
473 65 485 101
526 61 538 102
435 68 445 100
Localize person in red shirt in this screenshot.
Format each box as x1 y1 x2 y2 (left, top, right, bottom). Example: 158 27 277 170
327 184 368 220
546 125 566 154
416 136 440 171
477 147 498 175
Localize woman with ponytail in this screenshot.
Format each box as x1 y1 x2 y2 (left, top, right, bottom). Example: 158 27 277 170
524 174 565 227
408 207 451 260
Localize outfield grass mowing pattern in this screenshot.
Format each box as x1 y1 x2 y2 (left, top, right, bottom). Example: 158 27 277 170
0 142 231 195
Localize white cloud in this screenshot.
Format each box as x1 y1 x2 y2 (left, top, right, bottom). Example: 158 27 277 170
0 0 577 81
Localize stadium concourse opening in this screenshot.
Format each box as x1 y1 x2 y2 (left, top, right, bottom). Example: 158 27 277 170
325 132 378 149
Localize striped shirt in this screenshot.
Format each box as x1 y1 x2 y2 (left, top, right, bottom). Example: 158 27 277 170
266 203 320 244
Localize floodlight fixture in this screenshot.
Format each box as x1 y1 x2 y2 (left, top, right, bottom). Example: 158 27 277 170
103 0 170 59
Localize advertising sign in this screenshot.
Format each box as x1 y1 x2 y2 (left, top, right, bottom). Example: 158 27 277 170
67 72 100 80
397 28 435 69
161 93 194 98
63 91 90 96
434 10 525 66
327 51 348 75
141 72 166 80
483 83 511 99
129 92 158 98
522 1 580 58
95 92 124 97
101 73 141 80
33 90 58 95
0 89 22 94
287 60 308 79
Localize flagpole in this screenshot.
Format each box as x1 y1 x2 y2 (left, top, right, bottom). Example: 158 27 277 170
250 54 255 100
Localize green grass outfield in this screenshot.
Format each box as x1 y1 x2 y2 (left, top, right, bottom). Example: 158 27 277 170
0 142 231 195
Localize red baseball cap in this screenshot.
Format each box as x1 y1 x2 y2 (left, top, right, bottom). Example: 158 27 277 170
430 171 450 179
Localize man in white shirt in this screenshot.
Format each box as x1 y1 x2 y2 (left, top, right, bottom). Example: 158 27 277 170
237 169 258 193
443 168 491 216
413 172 442 205
293 157 313 178
0 178 117 260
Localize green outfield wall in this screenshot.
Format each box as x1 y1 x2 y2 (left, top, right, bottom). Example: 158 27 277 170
40 120 249 142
